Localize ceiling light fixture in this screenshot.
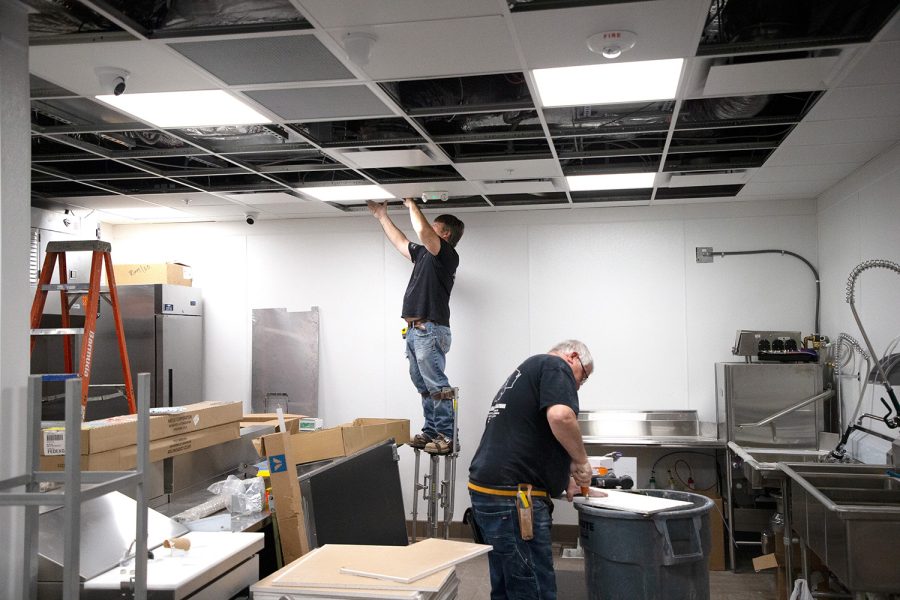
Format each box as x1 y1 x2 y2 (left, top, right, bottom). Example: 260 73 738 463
299 184 394 202
533 58 683 107
344 32 377 67
587 30 637 59
567 172 656 191
96 90 270 128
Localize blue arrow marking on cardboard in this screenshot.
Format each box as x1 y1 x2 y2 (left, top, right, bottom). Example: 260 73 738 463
270 454 287 473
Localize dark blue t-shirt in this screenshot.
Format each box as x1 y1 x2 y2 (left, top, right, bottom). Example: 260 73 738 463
469 354 580 495
401 239 458 327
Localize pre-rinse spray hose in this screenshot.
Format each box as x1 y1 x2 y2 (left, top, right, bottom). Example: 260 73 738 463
845 259 900 427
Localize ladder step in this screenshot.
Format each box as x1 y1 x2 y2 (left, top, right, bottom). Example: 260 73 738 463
45 240 111 253
40 284 90 293
39 373 79 382
30 328 85 336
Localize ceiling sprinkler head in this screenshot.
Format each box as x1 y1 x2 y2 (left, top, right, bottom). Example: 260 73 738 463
587 31 637 59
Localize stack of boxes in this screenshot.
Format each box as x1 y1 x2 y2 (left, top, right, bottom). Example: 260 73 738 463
40 400 242 471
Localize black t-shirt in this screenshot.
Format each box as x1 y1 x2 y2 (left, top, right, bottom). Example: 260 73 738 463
469 354 580 495
401 239 459 327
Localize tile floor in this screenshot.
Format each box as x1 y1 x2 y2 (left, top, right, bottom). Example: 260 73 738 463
454 544 775 600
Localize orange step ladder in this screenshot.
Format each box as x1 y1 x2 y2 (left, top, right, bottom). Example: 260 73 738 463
30 240 136 417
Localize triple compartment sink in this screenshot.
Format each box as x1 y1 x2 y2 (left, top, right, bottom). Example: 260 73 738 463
778 463 900 593
727 441 831 489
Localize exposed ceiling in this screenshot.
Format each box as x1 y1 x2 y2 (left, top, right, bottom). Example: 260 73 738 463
25 0 900 223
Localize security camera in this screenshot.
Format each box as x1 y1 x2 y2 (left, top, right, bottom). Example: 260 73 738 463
245 212 258 225
95 66 130 96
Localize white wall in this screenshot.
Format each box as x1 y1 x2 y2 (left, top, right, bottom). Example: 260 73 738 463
818 142 900 464
108 198 819 524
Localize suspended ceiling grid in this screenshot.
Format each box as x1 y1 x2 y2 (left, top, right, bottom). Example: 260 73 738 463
24 0 900 224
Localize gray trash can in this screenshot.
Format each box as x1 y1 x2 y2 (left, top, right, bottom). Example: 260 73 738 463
575 490 714 600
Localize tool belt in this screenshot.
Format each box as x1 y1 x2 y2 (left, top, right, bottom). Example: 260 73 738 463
468 481 547 541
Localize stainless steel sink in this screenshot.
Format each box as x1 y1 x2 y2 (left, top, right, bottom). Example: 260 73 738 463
727 441 830 489
778 462 900 593
579 410 700 439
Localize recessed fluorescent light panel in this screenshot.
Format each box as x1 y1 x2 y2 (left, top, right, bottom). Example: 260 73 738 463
96 90 269 128
567 173 656 191
299 185 394 202
534 58 683 107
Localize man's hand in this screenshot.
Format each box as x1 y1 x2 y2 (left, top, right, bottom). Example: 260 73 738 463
403 197 416 209
367 199 387 219
571 460 593 487
564 477 609 502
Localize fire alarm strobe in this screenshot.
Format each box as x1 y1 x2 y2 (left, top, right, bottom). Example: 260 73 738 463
421 191 449 202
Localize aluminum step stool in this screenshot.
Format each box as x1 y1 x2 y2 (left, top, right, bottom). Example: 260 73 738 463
411 387 459 541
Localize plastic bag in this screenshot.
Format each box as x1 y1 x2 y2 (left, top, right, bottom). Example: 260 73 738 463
207 475 265 515
790 579 814 600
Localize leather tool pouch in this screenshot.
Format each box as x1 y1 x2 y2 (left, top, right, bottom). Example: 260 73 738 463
516 483 534 541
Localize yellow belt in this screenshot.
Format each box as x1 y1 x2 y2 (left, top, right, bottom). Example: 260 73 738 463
467 481 548 497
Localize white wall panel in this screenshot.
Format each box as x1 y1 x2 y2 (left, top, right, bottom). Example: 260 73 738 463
528 220 689 413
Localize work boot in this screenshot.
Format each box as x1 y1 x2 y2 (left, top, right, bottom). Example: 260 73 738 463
409 432 433 449
424 433 459 455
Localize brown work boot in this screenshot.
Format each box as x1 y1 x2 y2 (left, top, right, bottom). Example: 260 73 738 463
424 434 459 455
409 432 433 449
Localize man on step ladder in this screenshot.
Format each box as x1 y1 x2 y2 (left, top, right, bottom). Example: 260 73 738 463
367 197 465 454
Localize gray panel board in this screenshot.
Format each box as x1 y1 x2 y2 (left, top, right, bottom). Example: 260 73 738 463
251 306 319 417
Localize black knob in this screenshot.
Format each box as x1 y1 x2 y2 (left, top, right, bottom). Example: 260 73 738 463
758 339 771 352
772 339 785 352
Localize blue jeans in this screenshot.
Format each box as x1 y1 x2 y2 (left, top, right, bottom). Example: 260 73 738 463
469 491 557 600
405 322 454 437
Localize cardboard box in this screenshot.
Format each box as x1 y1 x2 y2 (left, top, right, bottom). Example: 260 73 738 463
692 491 725 571
39 421 239 471
240 413 305 434
257 417 409 563
254 418 410 464
113 262 192 286
41 401 243 456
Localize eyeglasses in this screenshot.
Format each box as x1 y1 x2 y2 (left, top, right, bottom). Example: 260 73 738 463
575 355 590 385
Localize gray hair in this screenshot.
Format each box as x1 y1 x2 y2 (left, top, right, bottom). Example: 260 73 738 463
548 339 593 370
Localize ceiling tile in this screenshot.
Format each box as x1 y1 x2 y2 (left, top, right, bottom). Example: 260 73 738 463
751 163 859 183
169 35 353 85
298 0 499 28
338 148 441 169
702 56 837 96
379 181 480 200
839 41 900 87
326 16 520 80
739 180 834 197
454 159 563 181
136 192 234 207
30 41 223 97
512 0 708 69
481 180 559 194
244 86 392 120
805 84 900 120
785 116 900 145
766 140 893 166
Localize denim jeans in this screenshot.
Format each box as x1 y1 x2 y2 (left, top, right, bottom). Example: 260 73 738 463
469 491 557 600
405 321 454 437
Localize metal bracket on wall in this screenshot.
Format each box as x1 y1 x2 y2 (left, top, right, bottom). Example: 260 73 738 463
696 247 714 263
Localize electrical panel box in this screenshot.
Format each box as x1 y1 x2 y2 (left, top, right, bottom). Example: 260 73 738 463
733 330 802 357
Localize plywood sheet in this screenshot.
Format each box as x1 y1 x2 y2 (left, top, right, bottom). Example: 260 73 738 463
268 545 453 592
339 538 492 583
574 490 693 515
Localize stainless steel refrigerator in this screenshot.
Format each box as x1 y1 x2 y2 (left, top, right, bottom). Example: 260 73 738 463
91 284 203 408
